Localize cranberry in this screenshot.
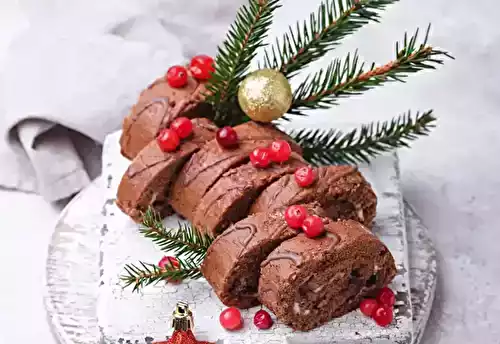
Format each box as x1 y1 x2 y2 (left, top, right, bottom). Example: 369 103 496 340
219 307 243 331
284 205 308 229
301 215 325 238
158 256 181 284
377 287 396 307
269 140 292 163
170 117 193 139
189 55 215 80
250 147 272 168
166 65 188 88
359 299 379 317
294 166 316 187
158 256 180 270
216 126 239 148
253 309 273 330
157 128 180 152
372 306 393 327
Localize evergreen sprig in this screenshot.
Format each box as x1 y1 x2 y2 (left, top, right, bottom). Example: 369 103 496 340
140 208 213 263
288 110 436 165
262 0 399 77
120 208 212 292
205 0 281 124
290 26 453 114
121 259 202 293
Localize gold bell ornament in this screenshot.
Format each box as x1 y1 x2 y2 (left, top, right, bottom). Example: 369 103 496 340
238 68 293 122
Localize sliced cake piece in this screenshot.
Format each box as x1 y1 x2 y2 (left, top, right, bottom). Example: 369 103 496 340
169 122 301 221
116 118 218 222
119 72 212 159
259 219 396 331
193 153 306 237
250 165 377 227
201 204 326 309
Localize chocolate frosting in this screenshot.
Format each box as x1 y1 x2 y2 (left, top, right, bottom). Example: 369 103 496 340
119 72 212 160
193 153 306 236
115 118 217 223
250 165 378 227
200 204 326 309
169 121 302 222
258 219 397 331
261 250 303 267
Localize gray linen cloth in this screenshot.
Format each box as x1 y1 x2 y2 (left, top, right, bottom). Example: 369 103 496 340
0 0 244 201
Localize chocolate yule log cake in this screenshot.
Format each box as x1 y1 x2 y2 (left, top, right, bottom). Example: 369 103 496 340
119 72 212 160
169 121 302 221
116 118 218 222
192 153 306 236
258 219 396 331
111 0 450 329
201 203 327 308
114 54 402 333
250 165 377 227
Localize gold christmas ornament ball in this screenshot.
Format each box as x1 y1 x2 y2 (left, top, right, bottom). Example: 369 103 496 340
238 69 293 122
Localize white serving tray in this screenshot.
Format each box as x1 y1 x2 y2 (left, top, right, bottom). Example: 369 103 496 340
43 136 437 344
97 131 413 344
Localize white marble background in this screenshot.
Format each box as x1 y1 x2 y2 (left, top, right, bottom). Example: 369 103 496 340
1 0 499 344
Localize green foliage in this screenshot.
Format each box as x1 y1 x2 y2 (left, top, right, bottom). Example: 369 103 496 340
261 0 400 77
121 259 202 293
121 0 451 293
120 208 212 292
290 26 453 115
205 0 281 125
289 110 436 165
140 208 213 264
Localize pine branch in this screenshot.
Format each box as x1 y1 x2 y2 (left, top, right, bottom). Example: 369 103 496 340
290 26 453 114
261 0 399 77
288 110 436 165
205 0 281 124
121 258 202 293
140 208 213 263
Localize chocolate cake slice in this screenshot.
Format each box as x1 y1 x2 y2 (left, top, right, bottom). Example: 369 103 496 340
116 118 218 222
192 153 306 237
119 72 212 160
259 219 396 331
250 165 377 227
169 122 302 221
201 204 326 308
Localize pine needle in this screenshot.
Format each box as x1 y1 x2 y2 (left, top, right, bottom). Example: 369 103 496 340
140 208 213 264
290 25 453 114
261 0 400 77
120 258 203 293
288 110 436 165
205 0 281 124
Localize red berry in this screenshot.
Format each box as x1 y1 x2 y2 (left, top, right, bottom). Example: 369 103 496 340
301 215 325 238
372 306 393 327
216 126 239 148
250 147 272 168
284 205 308 229
360 299 379 317
189 55 215 80
377 287 396 307
157 128 180 152
269 140 292 163
158 256 180 270
220 307 243 331
170 117 193 139
294 166 316 187
253 309 273 330
158 256 181 284
166 65 188 88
